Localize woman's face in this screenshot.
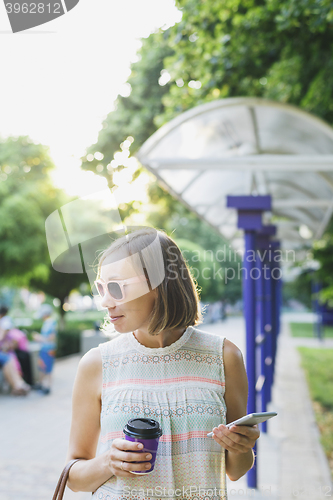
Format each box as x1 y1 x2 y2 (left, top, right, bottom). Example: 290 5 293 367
98 253 157 334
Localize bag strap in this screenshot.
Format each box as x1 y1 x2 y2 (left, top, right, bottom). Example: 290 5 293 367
52 459 81 500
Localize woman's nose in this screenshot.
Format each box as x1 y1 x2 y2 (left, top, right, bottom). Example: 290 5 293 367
100 291 117 309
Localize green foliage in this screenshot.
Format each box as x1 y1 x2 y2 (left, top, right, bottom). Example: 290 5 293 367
0 135 91 318
298 347 333 410
311 217 333 306
56 311 106 357
160 0 333 124
174 238 225 302
282 271 313 309
23 318 94 358
56 328 81 358
0 136 62 285
21 324 80 358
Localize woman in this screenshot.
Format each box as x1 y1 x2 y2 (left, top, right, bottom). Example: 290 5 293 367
0 306 32 384
66 228 260 499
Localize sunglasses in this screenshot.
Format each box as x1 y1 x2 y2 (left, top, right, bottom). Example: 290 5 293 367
94 275 147 301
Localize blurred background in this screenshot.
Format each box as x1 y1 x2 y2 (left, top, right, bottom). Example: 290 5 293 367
1 0 333 497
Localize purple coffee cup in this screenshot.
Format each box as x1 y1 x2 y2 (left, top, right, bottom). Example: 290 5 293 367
123 418 163 474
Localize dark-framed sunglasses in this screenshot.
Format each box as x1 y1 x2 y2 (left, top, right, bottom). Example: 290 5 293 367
94 275 147 301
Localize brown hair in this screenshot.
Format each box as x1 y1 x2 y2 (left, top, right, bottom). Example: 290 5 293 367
97 227 202 335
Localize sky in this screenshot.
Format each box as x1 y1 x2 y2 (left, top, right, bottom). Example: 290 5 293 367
0 0 181 195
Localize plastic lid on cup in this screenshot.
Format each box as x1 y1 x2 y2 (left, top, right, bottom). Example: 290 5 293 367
123 418 163 439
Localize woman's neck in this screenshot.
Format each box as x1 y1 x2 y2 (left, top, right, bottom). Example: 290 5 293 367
133 326 186 349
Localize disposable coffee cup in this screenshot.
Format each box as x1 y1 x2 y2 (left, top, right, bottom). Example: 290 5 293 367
123 418 163 474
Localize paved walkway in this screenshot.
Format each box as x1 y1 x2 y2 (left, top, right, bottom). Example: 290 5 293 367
0 316 332 499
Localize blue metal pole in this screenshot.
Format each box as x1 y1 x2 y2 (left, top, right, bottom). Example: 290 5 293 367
255 229 276 429
256 250 267 431
277 267 282 338
264 257 273 406
243 230 257 488
271 243 281 388
226 195 272 491
271 253 278 384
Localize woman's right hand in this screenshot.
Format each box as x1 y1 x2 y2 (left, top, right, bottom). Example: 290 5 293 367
108 438 152 477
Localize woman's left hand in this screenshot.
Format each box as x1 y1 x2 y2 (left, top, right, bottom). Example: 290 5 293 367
212 424 260 455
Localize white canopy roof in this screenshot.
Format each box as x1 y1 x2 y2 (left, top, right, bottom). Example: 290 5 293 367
137 97 333 253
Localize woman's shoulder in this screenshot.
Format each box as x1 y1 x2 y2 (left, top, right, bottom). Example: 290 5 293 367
72 348 103 400
78 347 102 375
223 338 245 371
193 327 243 361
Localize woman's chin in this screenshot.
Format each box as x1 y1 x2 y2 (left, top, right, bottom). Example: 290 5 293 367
112 320 132 334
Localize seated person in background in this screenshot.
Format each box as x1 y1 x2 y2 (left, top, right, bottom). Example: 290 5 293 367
0 306 32 385
32 304 57 395
0 306 20 372
0 351 30 396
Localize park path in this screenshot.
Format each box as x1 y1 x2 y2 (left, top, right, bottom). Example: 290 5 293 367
0 315 332 499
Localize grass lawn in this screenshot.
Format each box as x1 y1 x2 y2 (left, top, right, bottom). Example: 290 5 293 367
289 322 333 338
298 347 333 480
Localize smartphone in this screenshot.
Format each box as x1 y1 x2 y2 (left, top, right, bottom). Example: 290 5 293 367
207 411 277 437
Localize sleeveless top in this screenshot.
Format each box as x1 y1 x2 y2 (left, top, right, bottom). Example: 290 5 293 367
92 325 227 500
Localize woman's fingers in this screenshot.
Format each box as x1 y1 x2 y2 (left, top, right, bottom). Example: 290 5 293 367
212 432 247 453
229 424 260 448
212 424 258 453
118 458 152 475
111 438 152 476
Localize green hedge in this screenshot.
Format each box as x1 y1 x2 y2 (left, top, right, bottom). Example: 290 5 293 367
56 328 81 358
22 325 82 358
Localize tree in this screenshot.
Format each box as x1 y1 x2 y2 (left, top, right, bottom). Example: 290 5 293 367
0 135 90 323
0 135 61 284
160 0 333 125
29 267 89 328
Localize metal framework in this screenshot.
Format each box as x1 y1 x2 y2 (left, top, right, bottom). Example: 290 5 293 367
137 97 333 251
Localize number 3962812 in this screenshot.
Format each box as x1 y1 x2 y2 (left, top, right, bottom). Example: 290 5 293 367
5 3 62 14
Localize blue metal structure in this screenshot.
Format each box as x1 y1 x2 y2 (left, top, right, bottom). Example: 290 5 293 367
225 198 283 488
256 225 277 428
270 241 282 387
226 195 272 488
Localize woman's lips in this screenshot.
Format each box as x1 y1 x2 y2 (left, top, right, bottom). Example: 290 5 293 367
109 315 124 323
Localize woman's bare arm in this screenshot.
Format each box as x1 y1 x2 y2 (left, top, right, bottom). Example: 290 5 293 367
66 347 114 492
211 339 259 481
